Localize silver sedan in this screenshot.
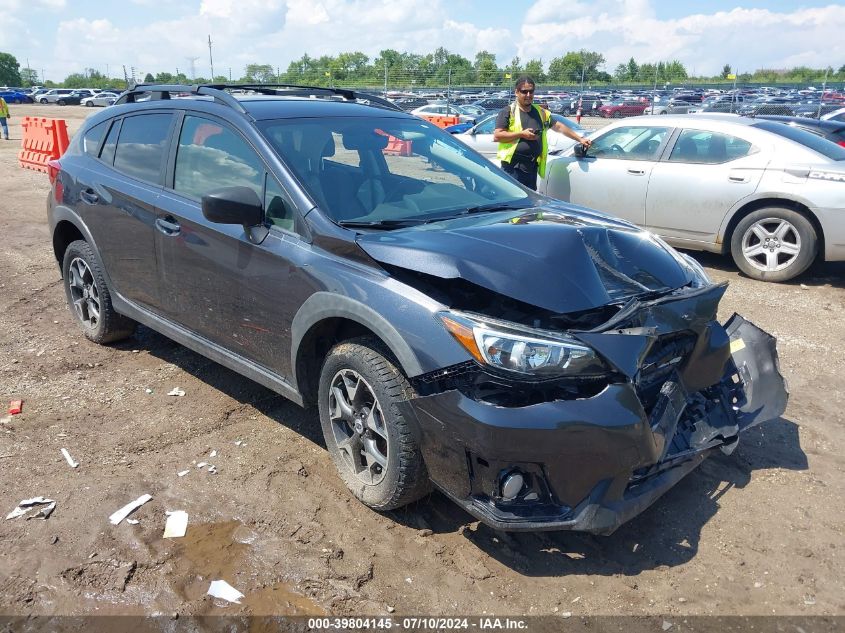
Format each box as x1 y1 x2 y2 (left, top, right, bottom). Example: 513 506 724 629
80 91 119 107
538 113 845 282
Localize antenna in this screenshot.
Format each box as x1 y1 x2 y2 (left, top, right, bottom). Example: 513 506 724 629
185 56 200 81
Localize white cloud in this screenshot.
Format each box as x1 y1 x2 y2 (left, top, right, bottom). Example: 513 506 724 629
519 2 845 75
11 1 845 83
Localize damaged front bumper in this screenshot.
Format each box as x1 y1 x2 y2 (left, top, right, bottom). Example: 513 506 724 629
401 285 788 535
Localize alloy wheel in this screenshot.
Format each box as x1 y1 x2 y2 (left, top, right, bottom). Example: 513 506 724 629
741 217 802 272
328 369 389 485
67 257 101 328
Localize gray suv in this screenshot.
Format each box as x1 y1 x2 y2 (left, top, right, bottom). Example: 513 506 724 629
47 84 787 534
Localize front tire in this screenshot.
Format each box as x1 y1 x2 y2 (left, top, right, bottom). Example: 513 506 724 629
318 338 430 511
730 207 817 282
62 240 136 343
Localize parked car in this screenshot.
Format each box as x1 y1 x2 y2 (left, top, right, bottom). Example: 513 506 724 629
38 88 76 104
453 112 587 161
821 107 845 123
410 103 477 124
597 99 650 118
751 115 845 147
47 84 787 534
0 89 33 104
56 90 95 106
81 91 119 107
539 114 845 282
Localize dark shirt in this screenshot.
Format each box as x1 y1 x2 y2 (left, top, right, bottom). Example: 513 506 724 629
496 104 543 161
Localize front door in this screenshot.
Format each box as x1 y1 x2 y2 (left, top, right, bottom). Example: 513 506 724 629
155 114 308 377
544 124 672 226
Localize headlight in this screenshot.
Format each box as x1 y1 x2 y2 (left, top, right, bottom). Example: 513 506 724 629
439 312 607 378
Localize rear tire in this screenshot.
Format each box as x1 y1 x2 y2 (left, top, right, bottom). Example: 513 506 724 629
318 337 430 511
730 207 817 282
62 240 136 344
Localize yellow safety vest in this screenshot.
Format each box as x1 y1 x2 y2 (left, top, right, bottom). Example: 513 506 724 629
0 98 9 119
496 103 551 177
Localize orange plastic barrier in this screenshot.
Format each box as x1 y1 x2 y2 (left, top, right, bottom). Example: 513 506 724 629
383 135 413 157
18 117 70 173
418 114 460 128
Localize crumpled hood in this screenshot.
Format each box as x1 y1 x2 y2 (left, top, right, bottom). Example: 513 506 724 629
356 206 695 314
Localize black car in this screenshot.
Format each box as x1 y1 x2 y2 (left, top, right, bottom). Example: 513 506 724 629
752 115 845 147
47 83 787 534
56 89 95 106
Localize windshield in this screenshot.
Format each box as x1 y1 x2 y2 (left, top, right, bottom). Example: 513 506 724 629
752 120 845 161
257 116 532 225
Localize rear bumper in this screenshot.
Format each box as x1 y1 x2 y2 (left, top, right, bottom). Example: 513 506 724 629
402 314 787 534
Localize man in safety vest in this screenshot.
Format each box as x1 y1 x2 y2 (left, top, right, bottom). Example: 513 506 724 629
493 75 591 190
0 97 10 140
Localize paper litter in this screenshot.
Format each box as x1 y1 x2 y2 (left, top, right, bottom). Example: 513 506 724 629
109 494 152 525
163 511 188 538
61 448 79 468
207 579 244 604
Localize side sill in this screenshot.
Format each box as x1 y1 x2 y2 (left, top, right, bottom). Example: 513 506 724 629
111 294 304 407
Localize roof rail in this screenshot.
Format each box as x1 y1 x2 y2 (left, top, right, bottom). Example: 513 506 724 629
114 83 402 113
115 84 248 114
218 83 401 111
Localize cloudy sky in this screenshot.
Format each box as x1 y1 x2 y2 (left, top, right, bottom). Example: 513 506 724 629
1 0 843 82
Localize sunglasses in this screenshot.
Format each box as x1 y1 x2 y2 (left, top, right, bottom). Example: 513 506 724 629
518 89 535 95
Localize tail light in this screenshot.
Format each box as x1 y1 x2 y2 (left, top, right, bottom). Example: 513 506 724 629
47 159 63 203
47 159 61 185
837 140 845 148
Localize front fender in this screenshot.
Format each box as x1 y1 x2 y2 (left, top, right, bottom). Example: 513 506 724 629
290 292 428 390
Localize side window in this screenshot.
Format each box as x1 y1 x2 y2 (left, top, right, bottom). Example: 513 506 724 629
589 126 670 160
83 121 108 157
113 114 173 184
173 115 264 200
265 176 295 231
476 117 496 134
668 129 752 164
99 119 121 165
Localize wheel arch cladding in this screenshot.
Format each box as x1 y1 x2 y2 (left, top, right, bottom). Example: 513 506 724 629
291 292 425 407
52 220 86 270
724 198 824 255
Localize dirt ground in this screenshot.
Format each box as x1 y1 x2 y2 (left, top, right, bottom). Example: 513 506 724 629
1 104 844 620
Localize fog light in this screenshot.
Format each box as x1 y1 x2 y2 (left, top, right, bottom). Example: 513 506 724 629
501 471 524 500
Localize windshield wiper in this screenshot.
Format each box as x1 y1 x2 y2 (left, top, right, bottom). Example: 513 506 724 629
460 201 533 215
337 219 428 229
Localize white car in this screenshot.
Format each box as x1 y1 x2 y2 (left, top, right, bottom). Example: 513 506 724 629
37 89 75 104
410 104 477 123
453 113 588 163
821 107 845 123
538 113 845 282
81 91 119 107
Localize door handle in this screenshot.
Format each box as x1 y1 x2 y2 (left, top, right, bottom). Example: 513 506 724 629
729 175 749 183
155 217 181 236
627 168 646 175
80 188 99 204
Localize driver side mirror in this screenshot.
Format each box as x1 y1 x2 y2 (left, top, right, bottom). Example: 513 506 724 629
573 143 587 159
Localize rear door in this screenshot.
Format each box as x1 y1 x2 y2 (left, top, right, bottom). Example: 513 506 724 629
79 112 174 310
645 128 765 245
543 123 672 225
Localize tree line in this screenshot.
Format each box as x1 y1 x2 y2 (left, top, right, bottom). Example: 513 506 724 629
2 49 843 90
